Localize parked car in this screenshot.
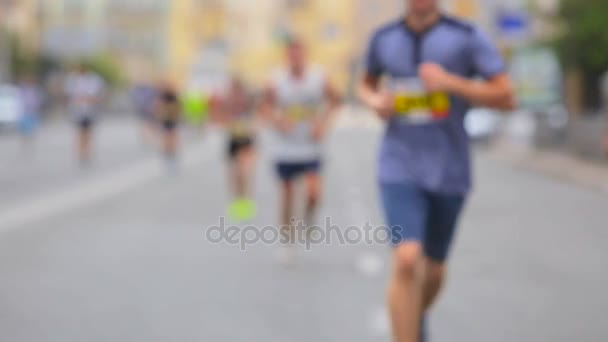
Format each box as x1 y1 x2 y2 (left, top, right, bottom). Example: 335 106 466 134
0 85 23 131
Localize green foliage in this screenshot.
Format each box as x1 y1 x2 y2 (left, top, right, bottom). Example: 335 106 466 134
79 55 124 87
554 0 608 73
7 32 59 80
554 0 608 107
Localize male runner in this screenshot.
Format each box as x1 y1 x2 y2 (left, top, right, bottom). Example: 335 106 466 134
154 81 181 173
130 78 158 146
211 76 257 221
17 74 44 146
358 1 515 341
64 64 105 166
261 38 340 264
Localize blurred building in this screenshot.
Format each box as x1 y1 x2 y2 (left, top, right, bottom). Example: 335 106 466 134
38 1 211 84
39 1 105 58
104 1 169 81
222 0 279 84
224 0 388 88
33 0 557 90
0 0 42 81
1 0 41 51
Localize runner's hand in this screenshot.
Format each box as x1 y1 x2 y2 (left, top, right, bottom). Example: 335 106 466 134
419 63 453 92
369 93 394 120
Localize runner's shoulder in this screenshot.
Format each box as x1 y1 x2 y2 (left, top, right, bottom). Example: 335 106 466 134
438 15 476 35
370 19 404 42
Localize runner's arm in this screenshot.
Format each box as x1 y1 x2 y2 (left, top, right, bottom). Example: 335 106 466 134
444 72 515 111
320 80 341 122
312 80 342 141
357 74 393 119
357 74 380 107
257 84 275 122
441 28 516 111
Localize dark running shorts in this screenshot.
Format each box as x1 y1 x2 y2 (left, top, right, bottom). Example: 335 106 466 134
380 182 466 262
161 119 178 131
227 136 254 159
76 117 94 130
275 160 321 181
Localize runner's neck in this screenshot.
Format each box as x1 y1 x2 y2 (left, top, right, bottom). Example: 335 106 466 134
404 11 441 34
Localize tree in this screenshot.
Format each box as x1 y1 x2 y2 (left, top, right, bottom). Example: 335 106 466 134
554 0 608 109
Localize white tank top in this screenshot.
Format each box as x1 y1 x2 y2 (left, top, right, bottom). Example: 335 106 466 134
272 66 326 162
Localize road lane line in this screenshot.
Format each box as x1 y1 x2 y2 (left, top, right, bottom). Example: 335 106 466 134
356 252 384 277
0 135 221 234
369 306 390 337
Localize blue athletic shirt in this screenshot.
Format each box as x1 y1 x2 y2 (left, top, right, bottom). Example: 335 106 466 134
365 15 505 194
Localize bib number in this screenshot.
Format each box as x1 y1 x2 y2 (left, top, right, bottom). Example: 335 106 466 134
389 77 451 124
394 92 450 119
286 105 316 121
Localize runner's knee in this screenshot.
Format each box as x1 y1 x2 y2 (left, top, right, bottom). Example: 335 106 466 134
393 242 424 278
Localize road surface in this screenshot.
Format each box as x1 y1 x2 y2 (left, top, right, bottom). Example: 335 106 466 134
0 112 606 341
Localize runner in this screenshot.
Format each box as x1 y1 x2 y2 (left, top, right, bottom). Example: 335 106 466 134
211 76 257 221
130 79 158 146
64 64 105 166
358 1 515 341
154 81 181 173
17 73 44 146
261 37 340 264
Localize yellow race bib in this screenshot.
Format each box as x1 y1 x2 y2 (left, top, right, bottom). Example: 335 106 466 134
285 105 316 122
390 77 451 124
394 92 450 119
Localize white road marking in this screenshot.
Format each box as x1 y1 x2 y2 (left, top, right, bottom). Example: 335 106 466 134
356 252 384 277
0 135 221 234
369 306 390 337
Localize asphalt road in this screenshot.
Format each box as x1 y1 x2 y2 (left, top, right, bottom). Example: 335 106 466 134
0 112 606 341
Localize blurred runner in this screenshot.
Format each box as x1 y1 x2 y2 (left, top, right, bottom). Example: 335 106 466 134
17 74 44 146
358 1 515 341
155 81 181 173
261 37 340 265
130 79 158 146
64 64 105 166
211 76 257 221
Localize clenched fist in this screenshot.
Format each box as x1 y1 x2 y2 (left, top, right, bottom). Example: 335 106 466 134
369 92 395 121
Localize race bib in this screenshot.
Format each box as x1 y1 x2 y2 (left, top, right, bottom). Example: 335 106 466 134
285 105 317 122
390 78 450 124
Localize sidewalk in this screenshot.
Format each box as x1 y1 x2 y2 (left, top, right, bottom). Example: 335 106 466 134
485 140 608 194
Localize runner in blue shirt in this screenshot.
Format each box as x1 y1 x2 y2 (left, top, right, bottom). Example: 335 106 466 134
358 1 515 341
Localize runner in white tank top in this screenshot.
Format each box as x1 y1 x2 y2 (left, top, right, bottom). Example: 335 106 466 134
260 37 341 265
271 65 326 162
